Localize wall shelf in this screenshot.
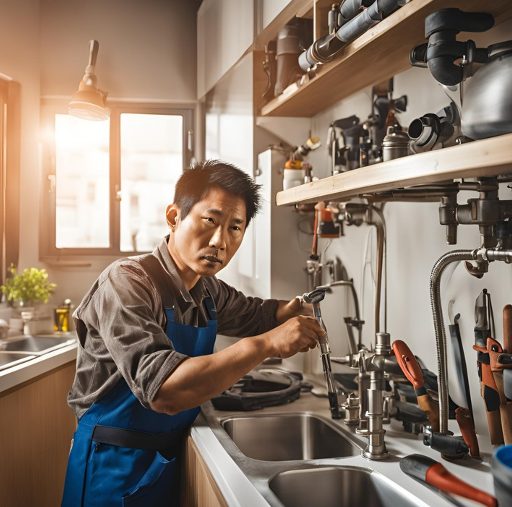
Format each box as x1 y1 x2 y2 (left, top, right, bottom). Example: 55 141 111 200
260 0 512 117
276 133 512 205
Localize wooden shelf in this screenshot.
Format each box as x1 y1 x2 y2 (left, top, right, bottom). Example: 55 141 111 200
261 0 512 117
276 134 512 205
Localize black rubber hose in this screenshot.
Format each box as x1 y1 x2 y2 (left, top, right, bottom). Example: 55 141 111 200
299 0 403 70
339 0 374 24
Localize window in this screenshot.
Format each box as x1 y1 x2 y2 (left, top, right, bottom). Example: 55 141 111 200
41 102 194 258
0 78 20 285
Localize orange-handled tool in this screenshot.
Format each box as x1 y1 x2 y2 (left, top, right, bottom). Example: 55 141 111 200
392 340 439 432
400 454 497 507
488 336 512 444
503 304 512 353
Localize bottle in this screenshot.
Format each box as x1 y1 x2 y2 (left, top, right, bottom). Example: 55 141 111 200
282 159 305 190
54 299 72 333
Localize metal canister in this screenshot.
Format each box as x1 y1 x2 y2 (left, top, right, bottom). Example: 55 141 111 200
382 125 410 161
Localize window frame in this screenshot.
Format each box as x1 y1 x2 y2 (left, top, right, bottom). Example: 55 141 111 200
40 100 194 260
0 78 20 285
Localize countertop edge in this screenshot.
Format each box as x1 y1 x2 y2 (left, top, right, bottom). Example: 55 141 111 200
191 420 270 507
0 343 77 393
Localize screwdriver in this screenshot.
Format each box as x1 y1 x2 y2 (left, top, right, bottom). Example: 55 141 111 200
400 454 497 507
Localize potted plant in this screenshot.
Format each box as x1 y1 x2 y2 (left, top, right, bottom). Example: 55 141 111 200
1 265 56 308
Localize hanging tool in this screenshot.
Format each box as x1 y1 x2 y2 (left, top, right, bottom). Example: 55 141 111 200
300 287 341 419
400 454 497 507
454 407 480 459
448 311 474 414
392 340 439 432
488 335 512 444
474 289 504 445
392 340 470 458
448 310 480 458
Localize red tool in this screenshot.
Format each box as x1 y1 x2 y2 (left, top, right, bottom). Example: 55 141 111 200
392 340 439 432
454 407 480 459
488 336 512 444
503 304 512 353
474 290 503 445
400 454 497 507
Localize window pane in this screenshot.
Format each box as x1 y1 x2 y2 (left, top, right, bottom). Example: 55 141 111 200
120 114 183 252
54 114 110 248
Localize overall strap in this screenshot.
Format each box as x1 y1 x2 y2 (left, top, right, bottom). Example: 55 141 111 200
203 291 217 321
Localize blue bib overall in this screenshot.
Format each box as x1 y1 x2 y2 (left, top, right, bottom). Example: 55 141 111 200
61 256 217 507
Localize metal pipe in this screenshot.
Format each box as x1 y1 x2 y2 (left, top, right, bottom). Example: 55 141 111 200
430 250 474 434
430 247 512 434
298 0 404 70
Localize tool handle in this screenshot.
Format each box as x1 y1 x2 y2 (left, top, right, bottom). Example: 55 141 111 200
504 304 512 352
417 394 439 433
392 340 424 389
455 407 480 458
484 398 504 445
492 371 512 444
426 463 497 507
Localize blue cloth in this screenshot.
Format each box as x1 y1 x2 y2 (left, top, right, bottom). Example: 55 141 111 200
62 298 217 507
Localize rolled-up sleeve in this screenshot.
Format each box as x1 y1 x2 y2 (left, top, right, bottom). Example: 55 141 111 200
82 263 188 406
207 278 279 337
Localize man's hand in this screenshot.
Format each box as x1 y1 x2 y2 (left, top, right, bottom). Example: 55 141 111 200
265 315 324 358
275 297 313 324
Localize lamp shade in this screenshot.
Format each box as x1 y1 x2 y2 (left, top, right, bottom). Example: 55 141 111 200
68 40 109 121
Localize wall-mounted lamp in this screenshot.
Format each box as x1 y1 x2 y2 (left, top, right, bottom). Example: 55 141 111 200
68 40 109 121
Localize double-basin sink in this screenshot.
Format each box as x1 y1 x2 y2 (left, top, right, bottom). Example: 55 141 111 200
0 334 76 371
202 390 424 507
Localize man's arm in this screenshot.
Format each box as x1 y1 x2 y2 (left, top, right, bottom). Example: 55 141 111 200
150 315 322 415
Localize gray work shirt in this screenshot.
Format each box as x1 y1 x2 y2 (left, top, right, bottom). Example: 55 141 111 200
68 237 279 418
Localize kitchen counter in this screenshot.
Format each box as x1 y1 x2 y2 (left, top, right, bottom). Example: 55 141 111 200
192 372 497 507
0 335 77 393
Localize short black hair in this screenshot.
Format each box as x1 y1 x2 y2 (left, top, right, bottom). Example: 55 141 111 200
173 160 261 225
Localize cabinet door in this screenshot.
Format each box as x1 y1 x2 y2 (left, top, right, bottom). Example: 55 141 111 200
182 436 227 507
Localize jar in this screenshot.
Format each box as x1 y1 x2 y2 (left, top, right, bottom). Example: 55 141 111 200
382 125 410 161
283 168 305 190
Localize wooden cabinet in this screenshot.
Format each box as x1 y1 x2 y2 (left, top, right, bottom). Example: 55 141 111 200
0 361 76 507
182 436 227 507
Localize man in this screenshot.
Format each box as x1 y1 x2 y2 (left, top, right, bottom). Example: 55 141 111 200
62 160 324 507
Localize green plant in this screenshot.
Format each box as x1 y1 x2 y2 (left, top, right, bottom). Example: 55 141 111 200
1 265 57 305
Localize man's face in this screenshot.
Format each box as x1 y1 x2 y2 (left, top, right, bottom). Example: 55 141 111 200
166 187 247 285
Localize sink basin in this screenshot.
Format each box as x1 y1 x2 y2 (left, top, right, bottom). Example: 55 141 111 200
0 351 36 371
221 413 359 461
269 466 419 507
0 335 75 353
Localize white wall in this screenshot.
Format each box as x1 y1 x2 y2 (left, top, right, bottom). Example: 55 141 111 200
295 18 512 452
0 0 200 310
40 0 199 101
197 0 254 99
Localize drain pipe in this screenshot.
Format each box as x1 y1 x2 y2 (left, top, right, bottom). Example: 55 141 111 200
430 247 512 434
299 0 405 70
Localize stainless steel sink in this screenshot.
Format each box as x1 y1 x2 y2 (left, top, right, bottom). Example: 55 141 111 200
0 351 36 371
269 466 417 507
0 334 75 353
221 412 359 461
